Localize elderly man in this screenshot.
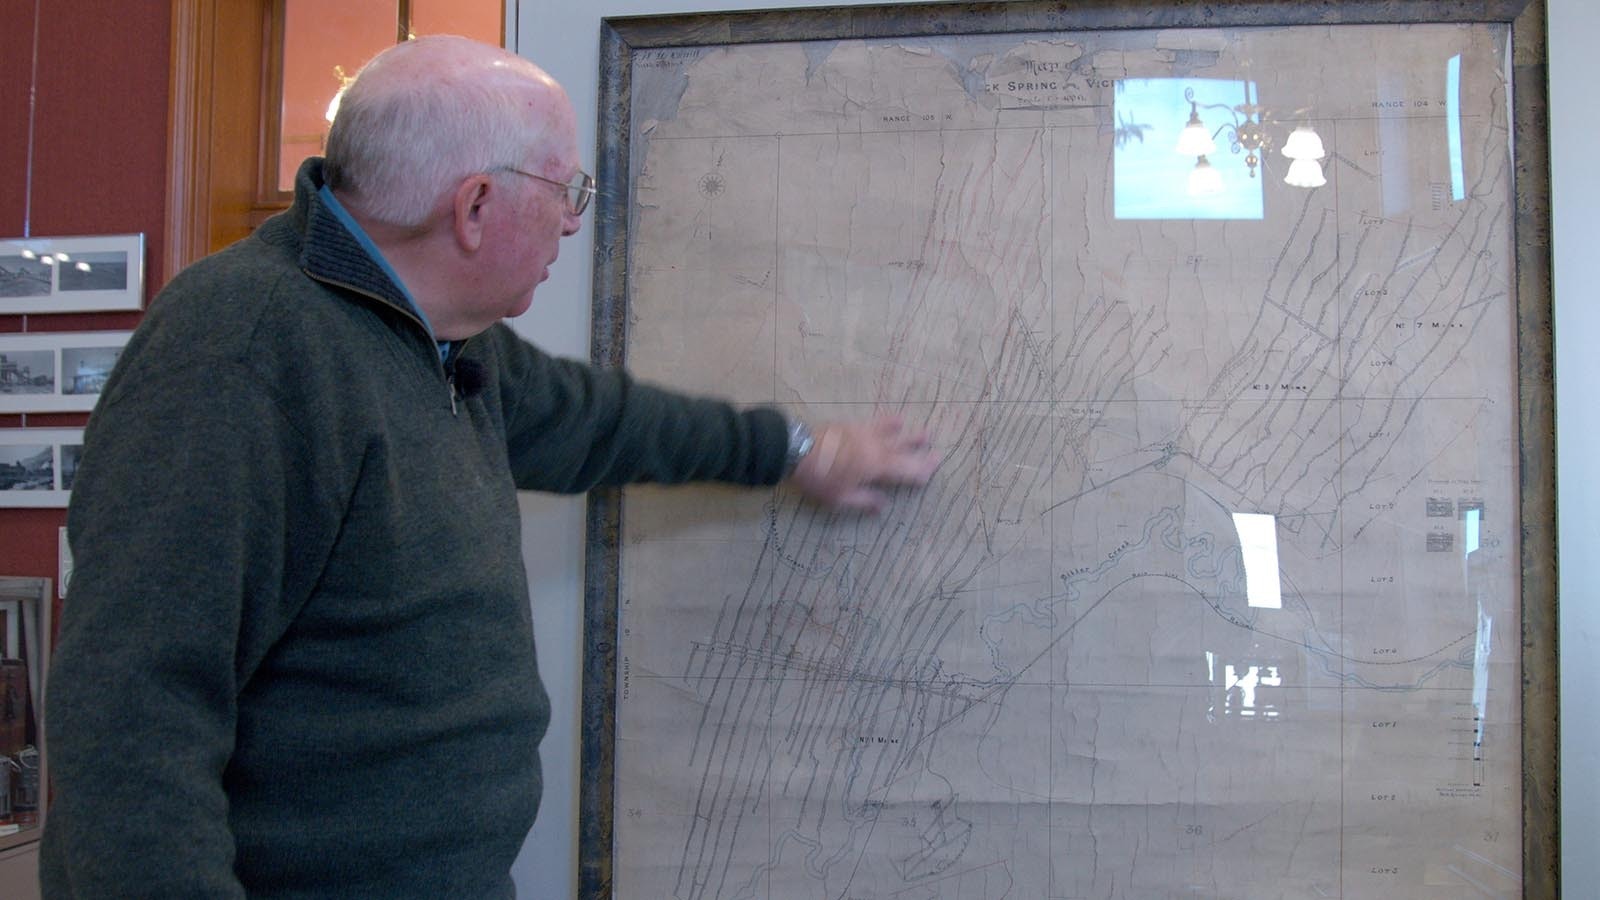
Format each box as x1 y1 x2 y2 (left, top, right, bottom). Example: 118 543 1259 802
41 36 936 898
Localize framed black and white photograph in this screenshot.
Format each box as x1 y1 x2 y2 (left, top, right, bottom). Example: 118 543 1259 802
0 234 144 314
0 429 83 508
0 331 130 413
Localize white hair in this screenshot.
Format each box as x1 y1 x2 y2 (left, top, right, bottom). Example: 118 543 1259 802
324 36 565 228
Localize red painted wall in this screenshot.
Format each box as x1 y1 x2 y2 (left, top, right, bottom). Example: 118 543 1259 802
0 0 170 587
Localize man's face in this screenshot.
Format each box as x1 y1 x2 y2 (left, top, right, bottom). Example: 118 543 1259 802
517 157 584 312
474 95 584 326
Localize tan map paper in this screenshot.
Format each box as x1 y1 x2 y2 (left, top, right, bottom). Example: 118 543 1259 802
613 21 1519 899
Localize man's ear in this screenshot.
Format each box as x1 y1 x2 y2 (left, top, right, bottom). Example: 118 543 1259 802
452 175 494 253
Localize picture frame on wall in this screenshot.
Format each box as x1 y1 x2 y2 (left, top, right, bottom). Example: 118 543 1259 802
0 233 144 314
0 429 85 508
0 575 51 848
0 331 131 413
583 1 1553 898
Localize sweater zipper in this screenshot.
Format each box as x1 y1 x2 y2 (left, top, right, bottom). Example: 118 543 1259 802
310 276 465 414
441 340 476 418
445 359 462 416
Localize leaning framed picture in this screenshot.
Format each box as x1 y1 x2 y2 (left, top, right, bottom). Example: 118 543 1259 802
0 429 84 508
583 0 1553 897
0 331 130 413
0 234 144 314
0 575 51 848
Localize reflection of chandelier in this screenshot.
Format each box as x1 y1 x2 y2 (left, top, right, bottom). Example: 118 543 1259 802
324 65 358 123
18 248 90 272
1176 84 1326 195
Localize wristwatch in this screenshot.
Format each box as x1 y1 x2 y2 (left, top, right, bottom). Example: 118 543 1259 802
784 419 815 476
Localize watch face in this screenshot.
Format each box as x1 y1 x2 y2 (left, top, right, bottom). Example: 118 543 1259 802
787 421 814 471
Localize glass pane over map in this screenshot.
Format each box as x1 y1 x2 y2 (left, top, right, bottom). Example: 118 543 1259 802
612 20 1518 899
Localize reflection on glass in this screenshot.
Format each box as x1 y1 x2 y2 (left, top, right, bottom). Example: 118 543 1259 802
1188 155 1225 196
1466 506 1488 781
1279 125 1327 187
62 347 121 396
1175 104 1217 156
1280 125 1325 160
1114 78 1264 220
1207 650 1283 722
1226 664 1282 719
1283 156 1327 188
1232 512 1283 609
1471 604 1491 771
1447 54 1466 202
1463 505 1481 556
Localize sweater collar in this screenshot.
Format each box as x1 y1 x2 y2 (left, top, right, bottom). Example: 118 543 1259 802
285 157 416 323
271 158 457 362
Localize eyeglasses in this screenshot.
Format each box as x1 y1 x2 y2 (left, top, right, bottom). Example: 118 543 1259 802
498 166 596 216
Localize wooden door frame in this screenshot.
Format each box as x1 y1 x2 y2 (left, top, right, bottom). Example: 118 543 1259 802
164 0 279 286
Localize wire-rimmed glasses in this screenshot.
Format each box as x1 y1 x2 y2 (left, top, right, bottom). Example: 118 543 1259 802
498 166 596 216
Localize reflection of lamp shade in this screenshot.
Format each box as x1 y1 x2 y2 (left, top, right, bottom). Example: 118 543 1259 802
1284 157 1327 188
325 88 346 124
1281 125 1326 160
1188 155 1224 196
325 66 355 125
1176 110 1217 156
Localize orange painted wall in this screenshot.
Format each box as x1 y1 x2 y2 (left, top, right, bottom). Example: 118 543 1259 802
278 0 505 189
279 0 397 190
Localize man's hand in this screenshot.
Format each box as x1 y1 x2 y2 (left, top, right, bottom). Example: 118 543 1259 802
785 415 939 513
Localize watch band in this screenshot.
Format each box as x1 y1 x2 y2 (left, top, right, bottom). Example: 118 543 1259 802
784 419 815 476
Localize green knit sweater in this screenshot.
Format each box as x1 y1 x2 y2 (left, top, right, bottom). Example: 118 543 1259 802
40 160 788 898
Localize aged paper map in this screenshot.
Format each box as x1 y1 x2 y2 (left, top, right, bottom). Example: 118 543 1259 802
612 21 1519 899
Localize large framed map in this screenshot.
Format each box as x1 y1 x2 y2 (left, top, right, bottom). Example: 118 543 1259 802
581 1 1554 897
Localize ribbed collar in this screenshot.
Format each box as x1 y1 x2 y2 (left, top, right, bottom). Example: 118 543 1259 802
266 158 450 360
275 157 415 323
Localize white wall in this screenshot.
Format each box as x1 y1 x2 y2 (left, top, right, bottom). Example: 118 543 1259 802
509 2 1595 897
1550 0 1598 895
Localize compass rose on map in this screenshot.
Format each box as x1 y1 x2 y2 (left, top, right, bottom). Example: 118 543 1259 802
698 171 726 198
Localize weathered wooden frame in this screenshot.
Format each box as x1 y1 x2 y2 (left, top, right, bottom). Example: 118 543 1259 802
0 575 51 853
583 2 1553 896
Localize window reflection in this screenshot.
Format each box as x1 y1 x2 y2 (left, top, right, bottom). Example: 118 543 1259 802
1232 512 1283 609
1466 505 1489 781
1447 54 1465 202
1114 78 1265 220
1207 651 1283 722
